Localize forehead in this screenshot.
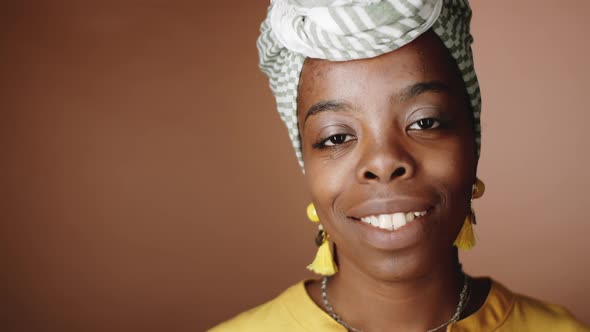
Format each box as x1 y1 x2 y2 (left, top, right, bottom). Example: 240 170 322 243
297 30 465 113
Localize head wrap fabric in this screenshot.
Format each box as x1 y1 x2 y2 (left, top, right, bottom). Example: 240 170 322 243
257 0 481 168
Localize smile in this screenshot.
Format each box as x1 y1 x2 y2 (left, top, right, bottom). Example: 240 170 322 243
359 210 428 231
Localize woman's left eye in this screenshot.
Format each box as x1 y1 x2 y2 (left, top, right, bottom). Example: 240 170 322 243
408 118 441 130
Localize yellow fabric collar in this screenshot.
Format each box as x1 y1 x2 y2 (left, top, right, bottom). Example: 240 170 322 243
280 277 514 332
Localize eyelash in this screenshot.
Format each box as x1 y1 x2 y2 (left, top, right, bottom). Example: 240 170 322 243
313 134 356 150
407 117 442 130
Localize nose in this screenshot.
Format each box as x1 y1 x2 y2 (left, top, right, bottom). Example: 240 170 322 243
356 138 415 184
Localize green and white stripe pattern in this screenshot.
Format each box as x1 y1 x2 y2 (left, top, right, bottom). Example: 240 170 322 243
257 0 481 168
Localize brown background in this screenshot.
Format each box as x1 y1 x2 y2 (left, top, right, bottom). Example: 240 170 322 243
2 1 589 331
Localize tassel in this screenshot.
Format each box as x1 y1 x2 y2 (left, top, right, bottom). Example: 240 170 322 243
454 215 476 250
307 232 338 276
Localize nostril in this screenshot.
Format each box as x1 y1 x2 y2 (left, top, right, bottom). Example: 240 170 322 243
391 167 406 179
364 171 378 180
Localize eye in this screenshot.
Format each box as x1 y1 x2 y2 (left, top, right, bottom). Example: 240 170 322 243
324 134 354 146
408 118 441 130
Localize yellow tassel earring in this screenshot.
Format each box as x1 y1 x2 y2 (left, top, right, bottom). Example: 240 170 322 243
454 178 485 250
454 213 476 250
306 203 338 276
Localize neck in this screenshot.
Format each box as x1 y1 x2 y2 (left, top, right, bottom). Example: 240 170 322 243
315 253 465 332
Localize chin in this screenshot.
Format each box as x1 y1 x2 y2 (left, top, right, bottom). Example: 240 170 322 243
359 244 455 282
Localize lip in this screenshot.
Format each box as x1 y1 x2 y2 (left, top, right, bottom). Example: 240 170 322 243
345 198 436 250
346 198 434 219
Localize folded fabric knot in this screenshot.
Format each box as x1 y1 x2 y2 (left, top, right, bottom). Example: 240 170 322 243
270 0 442 61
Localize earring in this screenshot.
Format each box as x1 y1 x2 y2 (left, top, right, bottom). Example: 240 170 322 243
306 203 338 276
454 178 485 250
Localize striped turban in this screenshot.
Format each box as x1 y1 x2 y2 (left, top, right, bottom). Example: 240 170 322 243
257 0 481 168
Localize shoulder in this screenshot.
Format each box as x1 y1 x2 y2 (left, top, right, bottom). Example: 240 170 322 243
454 278 589 331
494 280 590 331
207 282 307 332
509 292 589 330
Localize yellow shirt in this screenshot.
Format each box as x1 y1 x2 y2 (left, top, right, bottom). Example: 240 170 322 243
209 279 589 332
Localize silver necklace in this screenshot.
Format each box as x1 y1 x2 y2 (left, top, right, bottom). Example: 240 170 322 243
321 273 471 332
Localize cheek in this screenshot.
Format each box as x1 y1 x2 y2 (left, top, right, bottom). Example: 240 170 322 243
305 157 354 218
425 150 472 184
422 140 475 212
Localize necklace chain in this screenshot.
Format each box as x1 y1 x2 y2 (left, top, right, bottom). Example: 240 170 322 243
321 273 471 332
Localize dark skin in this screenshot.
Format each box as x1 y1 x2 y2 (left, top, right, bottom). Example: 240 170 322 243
297 30 490 331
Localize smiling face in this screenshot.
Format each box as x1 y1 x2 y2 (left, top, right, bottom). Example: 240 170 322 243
297 30 477 281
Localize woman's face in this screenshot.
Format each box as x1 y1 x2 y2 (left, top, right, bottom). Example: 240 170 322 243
297 30 477 281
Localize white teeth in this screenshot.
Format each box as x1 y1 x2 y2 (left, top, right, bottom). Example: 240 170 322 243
414 210 427 217
378 214 393 230
360 210 428 231
392 213 406 230
369 216 379 226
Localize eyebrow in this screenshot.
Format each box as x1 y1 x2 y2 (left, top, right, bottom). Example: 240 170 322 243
398 80 451 103
303 100 352 126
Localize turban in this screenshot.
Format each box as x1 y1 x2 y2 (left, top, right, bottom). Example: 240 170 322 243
257 0 481 168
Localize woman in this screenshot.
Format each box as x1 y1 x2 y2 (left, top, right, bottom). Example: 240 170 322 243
210 0 589 331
